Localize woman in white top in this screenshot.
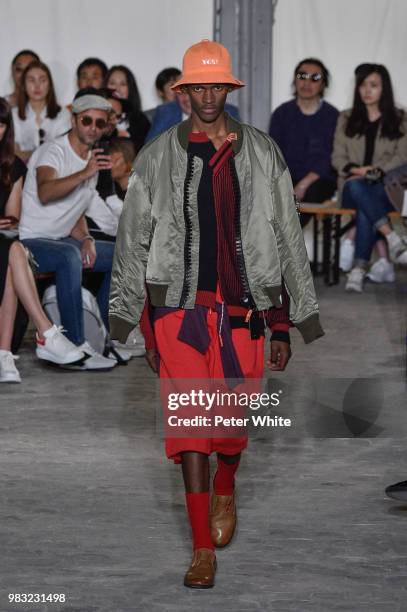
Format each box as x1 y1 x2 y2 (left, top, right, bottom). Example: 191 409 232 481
12 61 71 161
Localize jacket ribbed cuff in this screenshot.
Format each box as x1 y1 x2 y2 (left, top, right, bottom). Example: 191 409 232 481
295 313 325 344
271 330 290 344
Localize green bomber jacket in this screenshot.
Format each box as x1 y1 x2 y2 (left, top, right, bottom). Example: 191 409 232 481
109 113 324 344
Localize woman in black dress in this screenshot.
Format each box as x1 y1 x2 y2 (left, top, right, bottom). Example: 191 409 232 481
0 97 85 382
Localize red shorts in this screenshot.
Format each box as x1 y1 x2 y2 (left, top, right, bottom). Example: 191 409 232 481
154 308 265 463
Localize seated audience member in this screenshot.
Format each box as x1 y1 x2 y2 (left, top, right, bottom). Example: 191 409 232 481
105 65 150 152
109 137 135 199
145 90 240 143
155 67 182 104
335 64 400 279
86 137 136 240
76 57 108 91
18 90 120 370
332 63 407 292
0 97 84 382
144 67 181 123
86 134 145 357
12 61 71 162
5 49 40 108
269 58 338 227
100 88 132 140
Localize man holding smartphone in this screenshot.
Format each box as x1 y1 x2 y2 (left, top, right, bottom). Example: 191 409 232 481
19 89 118 370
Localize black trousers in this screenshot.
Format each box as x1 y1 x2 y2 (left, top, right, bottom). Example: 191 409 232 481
299 177 337 228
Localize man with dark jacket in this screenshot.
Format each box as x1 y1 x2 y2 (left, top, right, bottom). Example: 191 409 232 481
110 40 323 589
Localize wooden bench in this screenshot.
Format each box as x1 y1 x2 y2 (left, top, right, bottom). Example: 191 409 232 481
299 202 401 285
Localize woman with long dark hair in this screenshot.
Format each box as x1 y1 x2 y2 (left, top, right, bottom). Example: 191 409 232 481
0 98 84 382
12 60 71 161
105 65 150 152
332 63 407 291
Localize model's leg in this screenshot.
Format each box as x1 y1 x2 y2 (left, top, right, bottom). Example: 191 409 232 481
181 450 216 588
181 451 213 551
213 452 241 495
155 312 217 587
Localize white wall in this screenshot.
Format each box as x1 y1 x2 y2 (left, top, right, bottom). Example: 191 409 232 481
272 0 407 113
0 0 213 109
2 0 405 118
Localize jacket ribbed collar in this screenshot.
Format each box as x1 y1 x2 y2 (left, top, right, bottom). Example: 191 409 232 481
177 112 243 155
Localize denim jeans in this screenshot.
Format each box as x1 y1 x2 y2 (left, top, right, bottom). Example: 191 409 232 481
22 237 115 345
342 179 394 264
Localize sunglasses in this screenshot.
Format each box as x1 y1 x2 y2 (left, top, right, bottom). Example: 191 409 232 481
79 115 107 129
39 128 46 144
296 72 323 82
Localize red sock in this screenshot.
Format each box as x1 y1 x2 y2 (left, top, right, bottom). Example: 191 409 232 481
213 456 240 495
185 492 214 550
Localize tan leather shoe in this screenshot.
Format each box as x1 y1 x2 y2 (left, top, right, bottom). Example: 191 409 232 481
210 491 237 547
183 548 217 588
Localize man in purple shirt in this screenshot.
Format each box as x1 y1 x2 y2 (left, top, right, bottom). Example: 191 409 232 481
269 58 339 226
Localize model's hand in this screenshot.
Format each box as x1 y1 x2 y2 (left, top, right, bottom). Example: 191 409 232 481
81 239 97 268
266 340 292 371
145 348 159 373
82 149 112 179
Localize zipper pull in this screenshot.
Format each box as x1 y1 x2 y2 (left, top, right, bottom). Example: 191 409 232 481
245 309 253 323
218 302 225 347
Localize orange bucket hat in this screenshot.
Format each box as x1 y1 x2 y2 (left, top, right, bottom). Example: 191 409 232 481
171 39 245 91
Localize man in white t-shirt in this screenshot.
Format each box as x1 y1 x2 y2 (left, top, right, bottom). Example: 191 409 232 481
20 91 120 370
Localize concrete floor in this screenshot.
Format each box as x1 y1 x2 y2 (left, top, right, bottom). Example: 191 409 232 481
0 273 406 612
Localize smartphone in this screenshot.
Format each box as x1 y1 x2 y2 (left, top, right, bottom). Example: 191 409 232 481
94 139 110 155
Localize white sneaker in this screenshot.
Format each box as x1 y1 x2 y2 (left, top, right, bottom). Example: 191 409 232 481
106 345 132 364
345 267 366 293
366 258 395 283
66 341 116 371
113 325 146 357
340 239 355 272
0 351 21 383
387 231 407 264
36 325 86 365
391 248 407 265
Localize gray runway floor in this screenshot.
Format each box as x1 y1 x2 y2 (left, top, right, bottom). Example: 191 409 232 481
1 274 406 612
